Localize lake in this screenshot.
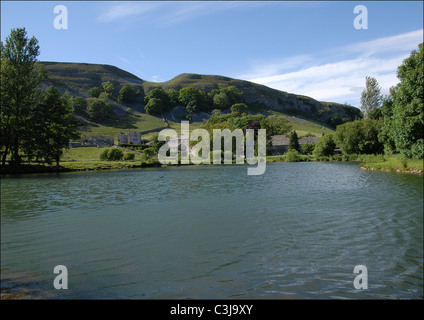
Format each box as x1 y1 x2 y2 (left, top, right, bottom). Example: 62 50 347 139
1 162 423 299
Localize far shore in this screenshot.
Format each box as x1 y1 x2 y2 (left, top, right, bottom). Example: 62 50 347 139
1 153 422 176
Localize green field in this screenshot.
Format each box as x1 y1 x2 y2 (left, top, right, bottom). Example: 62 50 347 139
359 154 423 173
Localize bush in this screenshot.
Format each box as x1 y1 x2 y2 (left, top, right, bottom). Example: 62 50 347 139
124 152 135 161
99 149 110 161
284 149 301 162
99 148 124 161
88 87 102 98
118 86 135 103
313 133 336 156
301 143 315 155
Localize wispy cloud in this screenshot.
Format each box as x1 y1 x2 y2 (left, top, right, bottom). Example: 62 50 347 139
97 1 260 26
237 29 423 106
97 2 158 23
117 56 129 64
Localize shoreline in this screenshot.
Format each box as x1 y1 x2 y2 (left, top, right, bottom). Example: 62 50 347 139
2 157 423 176
360 166 423 175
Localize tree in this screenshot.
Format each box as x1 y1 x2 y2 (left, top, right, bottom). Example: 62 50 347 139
230 103 248 114
301 143 315 155
313 133 336 156
0 27 45 166
102 81 114 95
144 88 171 112
381 43 423 159
166 89 180 108
73 96 88 114
213 92 231 110
99 148 123 161
88 87 102 98
360 76 382 119
220 85 242 105
144 97 164 115
88 98 114 120
260 115 291 136
118 85 135 103
289 130 300 151
334 119 383 155
178 87 209 112
35 87 80 166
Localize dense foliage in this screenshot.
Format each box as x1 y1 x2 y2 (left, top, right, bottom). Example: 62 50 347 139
380 43 423 159
1 28 80 167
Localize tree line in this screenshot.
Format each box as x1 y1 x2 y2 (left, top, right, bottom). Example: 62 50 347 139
1 28 80 167
313 43 423 160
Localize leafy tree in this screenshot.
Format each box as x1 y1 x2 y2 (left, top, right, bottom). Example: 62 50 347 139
109 148 123 161
0 27 45 166
381 43 423 158
144 97 164 115
178 87 209 112
289 130 300 151
313 133 336 156
284 149 301 162
166 89 180 107
334 119 383 155
73 96 88 114
260 115 291 136
124 152 135 161
301 143 315 155
213 92 231 110
99 149 109 161
34 87 80 166
144 88 172 112
88 86 102 98
360 76 382 119
118 85 135 103
230 103 248 114
220 85 242 105
88 98 114 120
102 81 114 95
100 148 124 161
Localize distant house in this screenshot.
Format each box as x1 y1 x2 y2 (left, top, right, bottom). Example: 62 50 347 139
271 135 291 155
70 136 114 148
271 134 321 155
118 131 141 145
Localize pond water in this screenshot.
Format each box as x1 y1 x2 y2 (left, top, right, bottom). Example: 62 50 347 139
1 162 423 299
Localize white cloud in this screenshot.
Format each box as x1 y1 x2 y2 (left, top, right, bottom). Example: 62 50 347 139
117 56 129 64
238 29 423 106
97 2 158 23
97 1 260 26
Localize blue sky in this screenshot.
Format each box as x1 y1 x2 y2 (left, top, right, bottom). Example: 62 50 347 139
1 1 423 107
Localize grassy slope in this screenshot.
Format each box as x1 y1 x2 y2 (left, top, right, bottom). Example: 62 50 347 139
360 154 423 173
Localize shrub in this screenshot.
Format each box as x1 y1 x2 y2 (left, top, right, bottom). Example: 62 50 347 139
124 152 135 161
88 87 102 98
313 133 336 156
284 149 301 162
108 148 124 161
99 148 123 161
301 143 315 155
99 149 110 161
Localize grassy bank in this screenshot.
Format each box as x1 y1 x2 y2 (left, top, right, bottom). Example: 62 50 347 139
359 154 423 174
3 147 422 175
267 153 423 175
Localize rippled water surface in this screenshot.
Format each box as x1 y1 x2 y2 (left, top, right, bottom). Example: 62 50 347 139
1 162 423 299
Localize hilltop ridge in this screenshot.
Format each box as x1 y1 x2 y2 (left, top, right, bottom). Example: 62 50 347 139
39 61 361 128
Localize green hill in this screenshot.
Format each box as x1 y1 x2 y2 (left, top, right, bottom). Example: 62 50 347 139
39 61 361 139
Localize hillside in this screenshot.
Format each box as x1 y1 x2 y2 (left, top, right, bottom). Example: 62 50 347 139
39 61 361 133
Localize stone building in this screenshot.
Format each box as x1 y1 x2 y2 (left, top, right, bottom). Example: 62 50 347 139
118 131 142 145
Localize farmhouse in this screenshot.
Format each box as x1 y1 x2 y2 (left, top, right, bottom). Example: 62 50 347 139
70 136 114 148
118 131 142 145
271 135 321 155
